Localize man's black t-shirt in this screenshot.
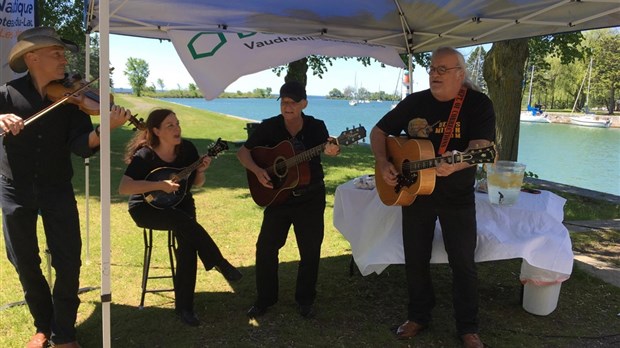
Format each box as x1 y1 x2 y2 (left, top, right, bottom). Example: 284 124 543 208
376 88 495 204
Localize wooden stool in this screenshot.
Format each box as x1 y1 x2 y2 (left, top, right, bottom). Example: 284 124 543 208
139 228 176 309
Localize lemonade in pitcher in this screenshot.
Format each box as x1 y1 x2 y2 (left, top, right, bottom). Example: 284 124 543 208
486 161 526 205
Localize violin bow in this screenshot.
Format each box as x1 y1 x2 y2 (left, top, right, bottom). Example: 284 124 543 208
1 77 100 137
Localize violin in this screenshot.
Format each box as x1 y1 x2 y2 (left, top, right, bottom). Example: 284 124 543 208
1 73 145 136
47 73 108 115
47 73 146 131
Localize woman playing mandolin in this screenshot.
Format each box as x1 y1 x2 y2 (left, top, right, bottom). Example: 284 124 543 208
118 108 242 327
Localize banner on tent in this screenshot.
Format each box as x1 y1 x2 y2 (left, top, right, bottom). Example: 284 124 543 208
1 0 36 84
169 30 406 100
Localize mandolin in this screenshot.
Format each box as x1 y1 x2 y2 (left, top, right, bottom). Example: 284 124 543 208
143 138 228 209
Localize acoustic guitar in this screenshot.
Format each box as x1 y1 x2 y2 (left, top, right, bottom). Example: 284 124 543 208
143 138 228 209
375 137 496 206
247 126 366 207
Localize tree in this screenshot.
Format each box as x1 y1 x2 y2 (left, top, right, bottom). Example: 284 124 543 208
483 39 530 162
328 88 344 98
589 30 620 114
124 58 149 96
157 78 165 92
466 46 487 93
273 54 425 90
38 0 105 83
484 32 585 161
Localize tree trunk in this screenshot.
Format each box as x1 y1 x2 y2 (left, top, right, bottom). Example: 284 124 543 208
608 85 616 114
285 58 309 86
483 39 529 161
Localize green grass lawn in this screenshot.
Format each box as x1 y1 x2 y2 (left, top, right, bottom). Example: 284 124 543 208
1 95 618 347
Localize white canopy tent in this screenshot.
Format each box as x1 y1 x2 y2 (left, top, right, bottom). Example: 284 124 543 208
87 1 620 346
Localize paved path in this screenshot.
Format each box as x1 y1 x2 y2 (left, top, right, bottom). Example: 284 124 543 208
526 178 620 288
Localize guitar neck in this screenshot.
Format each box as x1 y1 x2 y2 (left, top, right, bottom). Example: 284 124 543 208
282 143 326 169
404 152 467 172
174 156 206 181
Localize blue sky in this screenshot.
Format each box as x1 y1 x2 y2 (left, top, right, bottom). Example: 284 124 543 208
108 34 482 96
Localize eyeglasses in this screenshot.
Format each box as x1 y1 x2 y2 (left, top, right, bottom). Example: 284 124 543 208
426 66 461 75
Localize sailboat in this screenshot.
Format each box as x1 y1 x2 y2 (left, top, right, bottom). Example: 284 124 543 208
520 65 551 123
349 73 359 106
569 57 612 128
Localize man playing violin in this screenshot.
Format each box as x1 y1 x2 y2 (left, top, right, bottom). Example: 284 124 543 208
0 27 130 348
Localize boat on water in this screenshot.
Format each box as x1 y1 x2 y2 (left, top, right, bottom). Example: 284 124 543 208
569 116 612 128
520 105 551 123
520 66 551 123
569 58 611 128
521 112 551 123
348 99 358 106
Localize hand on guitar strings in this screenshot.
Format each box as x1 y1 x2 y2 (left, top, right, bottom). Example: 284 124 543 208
377 160 399 186
436 151 458 177
324 137 341 156
160 179 181 193
196 156 212 173
255 168 274 189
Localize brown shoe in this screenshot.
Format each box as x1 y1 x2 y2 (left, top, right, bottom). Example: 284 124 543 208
396 320 427 339
461 333 484 348
26 333 48 348
53 342 81 348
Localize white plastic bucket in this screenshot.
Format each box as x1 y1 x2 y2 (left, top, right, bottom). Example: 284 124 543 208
522 282 562 316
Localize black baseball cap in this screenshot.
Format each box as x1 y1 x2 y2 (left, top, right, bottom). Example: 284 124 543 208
277 80 307 102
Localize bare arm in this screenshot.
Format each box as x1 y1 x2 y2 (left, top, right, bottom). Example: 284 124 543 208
191 156 211 187
89 105 132 148
118 175 180 195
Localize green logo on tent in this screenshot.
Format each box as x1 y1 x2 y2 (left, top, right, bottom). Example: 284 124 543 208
187 32 227 58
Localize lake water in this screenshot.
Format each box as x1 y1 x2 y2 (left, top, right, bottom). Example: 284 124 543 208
162 96 620 196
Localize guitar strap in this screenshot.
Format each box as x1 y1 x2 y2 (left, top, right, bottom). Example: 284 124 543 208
437 86 467 155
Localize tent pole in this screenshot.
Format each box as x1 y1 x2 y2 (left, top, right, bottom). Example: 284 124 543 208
98 0 112 347
84 32 91 263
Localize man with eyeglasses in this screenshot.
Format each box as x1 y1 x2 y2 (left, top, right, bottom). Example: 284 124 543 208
370 47 496 348
237 80 340 319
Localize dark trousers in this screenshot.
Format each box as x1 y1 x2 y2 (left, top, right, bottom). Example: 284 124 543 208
254 187 326 308
401 195 479 335
1 177 81 344
129 203 224 311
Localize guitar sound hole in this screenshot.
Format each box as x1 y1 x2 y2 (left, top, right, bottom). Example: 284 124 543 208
273 157 288 179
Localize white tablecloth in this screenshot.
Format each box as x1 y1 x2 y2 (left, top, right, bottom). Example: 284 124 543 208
333 180 573 278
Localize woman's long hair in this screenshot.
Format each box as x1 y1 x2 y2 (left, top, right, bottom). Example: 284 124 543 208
123 108 180 164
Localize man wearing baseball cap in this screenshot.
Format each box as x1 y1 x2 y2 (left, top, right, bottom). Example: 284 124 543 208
237 80 340 319
0 27 130 348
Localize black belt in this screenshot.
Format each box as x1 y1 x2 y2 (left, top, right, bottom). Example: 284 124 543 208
291 181 324 197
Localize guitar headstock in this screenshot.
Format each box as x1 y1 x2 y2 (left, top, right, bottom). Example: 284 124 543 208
464 143 497 164
336 125 367 146
127 114 146 131
207 137 229 157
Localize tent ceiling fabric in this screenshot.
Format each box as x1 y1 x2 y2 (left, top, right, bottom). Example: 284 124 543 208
90 0 620 53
